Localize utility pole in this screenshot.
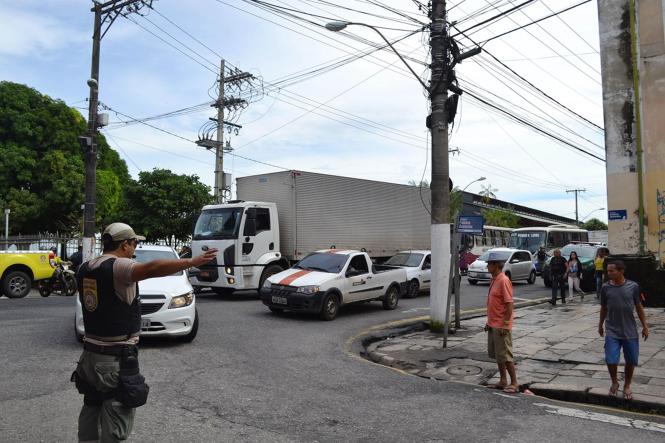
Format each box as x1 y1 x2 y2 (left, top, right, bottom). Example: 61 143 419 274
199 64 253 202
81 0 154 262
214 59 226 203
567 189 586 226
429 0 451 334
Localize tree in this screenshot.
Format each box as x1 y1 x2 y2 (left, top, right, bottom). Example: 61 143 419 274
122 168 213 244
582 218 608 231
0 81 129 234
479 183 498 203
481 207 520 228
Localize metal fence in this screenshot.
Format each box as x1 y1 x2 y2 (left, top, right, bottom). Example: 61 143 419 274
1 233 189 259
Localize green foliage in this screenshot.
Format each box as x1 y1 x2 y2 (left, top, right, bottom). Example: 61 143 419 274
481 207 520 228
0 81 129 234
582 217 608 231
122 168 213 244
429 320 445 333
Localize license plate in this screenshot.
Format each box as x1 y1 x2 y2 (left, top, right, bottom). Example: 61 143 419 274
141 318 151 328
272 296 287 305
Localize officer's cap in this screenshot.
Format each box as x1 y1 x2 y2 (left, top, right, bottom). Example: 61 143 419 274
487 251 510 263
103 223 146 241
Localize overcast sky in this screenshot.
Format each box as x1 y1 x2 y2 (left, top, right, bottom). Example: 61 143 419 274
1 0 609 222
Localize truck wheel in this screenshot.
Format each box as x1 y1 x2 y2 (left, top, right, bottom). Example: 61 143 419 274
406 280 420 298
527 270 536 284
3 270 31 299
468 279 478 285
38 280 52 297
180 309 199 343
382 285 399 310
320 293 339 321
260 265 284 289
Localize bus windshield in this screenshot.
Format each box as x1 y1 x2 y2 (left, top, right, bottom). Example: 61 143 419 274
508 231 545 254
193 208 243 240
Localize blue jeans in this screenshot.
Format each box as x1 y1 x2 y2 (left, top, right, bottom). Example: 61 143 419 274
551 275 565 303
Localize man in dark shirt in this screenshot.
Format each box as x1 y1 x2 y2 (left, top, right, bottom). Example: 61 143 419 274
549 249 567 305
599 260 649 401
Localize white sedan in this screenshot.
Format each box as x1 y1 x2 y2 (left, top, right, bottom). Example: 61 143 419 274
384 250 431 298
75 244 198 342
467 248 536 285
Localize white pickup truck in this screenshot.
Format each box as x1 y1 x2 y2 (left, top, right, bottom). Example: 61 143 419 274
260 250 407 320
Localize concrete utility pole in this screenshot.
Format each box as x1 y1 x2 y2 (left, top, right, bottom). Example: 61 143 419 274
429 0 451 331
214 59 226 203
81 0 154 262
566 189 586 226
4 209 9 250
199 63 252 203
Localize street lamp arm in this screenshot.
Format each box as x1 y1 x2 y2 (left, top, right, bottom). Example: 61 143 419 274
326 21 429 92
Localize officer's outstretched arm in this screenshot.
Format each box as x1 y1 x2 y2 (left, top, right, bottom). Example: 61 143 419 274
131 249 218 282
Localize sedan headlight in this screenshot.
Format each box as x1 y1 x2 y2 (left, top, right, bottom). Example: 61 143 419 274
169 292 194 309
296 285 320 294
262 279 273 289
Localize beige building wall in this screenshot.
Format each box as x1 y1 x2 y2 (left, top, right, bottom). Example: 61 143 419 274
638 0 665 264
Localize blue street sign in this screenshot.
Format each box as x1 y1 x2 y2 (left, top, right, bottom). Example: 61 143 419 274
458 215 484 234
608 209 627 221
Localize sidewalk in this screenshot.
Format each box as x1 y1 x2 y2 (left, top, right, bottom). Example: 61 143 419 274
364 297 665 414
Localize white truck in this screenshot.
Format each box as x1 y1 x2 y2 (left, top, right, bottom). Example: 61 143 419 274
260 250 407 320
189 171 432 295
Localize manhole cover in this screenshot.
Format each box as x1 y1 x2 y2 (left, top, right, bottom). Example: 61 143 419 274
446 364 482 376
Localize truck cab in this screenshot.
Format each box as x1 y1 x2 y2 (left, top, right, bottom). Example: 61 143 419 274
190 201 289 294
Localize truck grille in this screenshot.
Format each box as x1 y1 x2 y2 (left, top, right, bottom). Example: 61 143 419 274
141 303 164 315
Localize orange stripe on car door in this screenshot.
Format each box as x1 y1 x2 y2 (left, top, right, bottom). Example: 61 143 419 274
279 270 311 286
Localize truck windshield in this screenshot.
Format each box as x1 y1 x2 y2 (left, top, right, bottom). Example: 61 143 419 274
385 253 423 267
193 208 242 240
294 253 348 274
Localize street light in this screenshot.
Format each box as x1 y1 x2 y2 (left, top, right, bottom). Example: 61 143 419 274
325 21 429 92
582 207 605 221
462 176 486 192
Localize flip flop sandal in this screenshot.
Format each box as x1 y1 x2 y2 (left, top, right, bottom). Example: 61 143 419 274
503 386 519 394
609 384 619 397
624 390 633 401
486 383 507 390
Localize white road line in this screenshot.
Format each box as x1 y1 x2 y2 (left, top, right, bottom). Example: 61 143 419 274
401 307 430 313
513 297 532 302
534 403 665 433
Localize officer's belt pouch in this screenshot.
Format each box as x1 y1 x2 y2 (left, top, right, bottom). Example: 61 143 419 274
115 367 149 408
71 370 89 395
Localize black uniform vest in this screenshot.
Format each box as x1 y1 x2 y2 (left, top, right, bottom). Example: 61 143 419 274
78 257 141 340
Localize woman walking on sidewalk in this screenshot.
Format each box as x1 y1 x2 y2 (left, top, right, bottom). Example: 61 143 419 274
594 247 608 299
566 251 584 301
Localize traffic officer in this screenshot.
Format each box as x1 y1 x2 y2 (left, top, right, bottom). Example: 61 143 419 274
73 222 217 442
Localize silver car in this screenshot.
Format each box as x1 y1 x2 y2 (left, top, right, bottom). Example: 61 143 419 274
467 248 536 285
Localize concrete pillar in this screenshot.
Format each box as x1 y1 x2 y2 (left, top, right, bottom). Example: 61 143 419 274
597 0 665 264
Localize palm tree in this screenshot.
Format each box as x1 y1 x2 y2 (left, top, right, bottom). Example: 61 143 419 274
479 184 498 203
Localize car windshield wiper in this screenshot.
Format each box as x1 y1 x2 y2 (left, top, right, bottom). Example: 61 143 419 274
306 266 330 273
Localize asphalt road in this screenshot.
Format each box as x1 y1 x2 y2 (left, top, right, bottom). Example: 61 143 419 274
1 279 664 442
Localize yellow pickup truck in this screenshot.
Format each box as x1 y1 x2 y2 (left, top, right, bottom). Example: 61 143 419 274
0 251 56 298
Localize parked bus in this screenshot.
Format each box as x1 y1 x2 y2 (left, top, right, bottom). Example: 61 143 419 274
459 225 513 273
507 224 589 255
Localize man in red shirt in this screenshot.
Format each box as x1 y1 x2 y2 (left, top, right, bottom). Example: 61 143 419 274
485 251 518 393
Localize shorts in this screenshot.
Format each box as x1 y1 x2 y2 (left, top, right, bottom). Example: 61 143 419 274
604 336 639 365
488 328 513 363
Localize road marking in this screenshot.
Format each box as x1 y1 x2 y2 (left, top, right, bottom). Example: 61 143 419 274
494 392 520 399
401 307 430 313
513 297 531 302
534 403 665 433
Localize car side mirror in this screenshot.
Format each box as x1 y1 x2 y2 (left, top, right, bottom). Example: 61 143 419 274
510 259 519 264
423 263 431 270
346 269 360 277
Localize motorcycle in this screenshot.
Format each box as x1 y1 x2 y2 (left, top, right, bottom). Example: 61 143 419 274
38 261 77 297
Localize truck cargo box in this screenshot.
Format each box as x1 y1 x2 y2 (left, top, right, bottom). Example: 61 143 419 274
237 171 432 260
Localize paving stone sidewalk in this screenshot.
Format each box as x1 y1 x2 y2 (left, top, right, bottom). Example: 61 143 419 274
365 297 665 413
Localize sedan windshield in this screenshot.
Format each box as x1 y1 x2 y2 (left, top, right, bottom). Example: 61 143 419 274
385 253 424 267
134 249 183 276
193 208 242 240
477 250 512 262
294 253 349 274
